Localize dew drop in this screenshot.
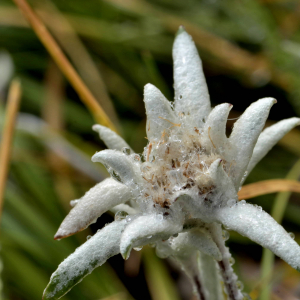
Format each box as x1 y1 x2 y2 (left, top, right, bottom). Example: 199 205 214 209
86 235 92 240
289 232 295 239
133 246 143 251
125 215 132 223
122 147 131 155
133 154 140 162
157 214 163 221
229 257 235 265
236 280 244 290
110 170 122 182
115 211 128 221
147 235 152 239
242 293 252 300
240 200 246 205
222 230 230 241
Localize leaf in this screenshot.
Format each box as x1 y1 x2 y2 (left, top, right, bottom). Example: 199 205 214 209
43 220 126 300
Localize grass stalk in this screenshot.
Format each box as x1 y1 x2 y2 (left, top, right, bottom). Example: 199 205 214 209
0 79 21 221
12 0 117 132
238 179 300 200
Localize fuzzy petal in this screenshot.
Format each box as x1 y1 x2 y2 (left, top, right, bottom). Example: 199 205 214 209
173 27 210 127
109 203 137 215
227 98 276 189
92 124 133 152
120 214 183 259
209 159 237 206
43 220 126 300
245 117 300 180
144 83 177 141
172 230 221 261
54 178 132 240
203 103 232 152
92 149 142 188
217 202 300 270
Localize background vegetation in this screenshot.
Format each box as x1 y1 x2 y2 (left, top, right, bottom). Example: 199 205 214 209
1 0 300 299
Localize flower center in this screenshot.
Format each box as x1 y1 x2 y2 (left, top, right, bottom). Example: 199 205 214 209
141 127 221 207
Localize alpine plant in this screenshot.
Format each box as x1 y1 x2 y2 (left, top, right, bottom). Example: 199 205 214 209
43 27 300 300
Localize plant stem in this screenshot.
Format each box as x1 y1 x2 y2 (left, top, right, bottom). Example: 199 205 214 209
209 223 243 300
177 252 208 300
0 79 21 221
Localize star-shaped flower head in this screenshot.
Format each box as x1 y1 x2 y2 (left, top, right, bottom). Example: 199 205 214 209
43 27 300 300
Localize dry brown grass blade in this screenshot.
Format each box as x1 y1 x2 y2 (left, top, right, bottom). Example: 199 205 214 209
0 79 21 221
35 1 120 127
238 179 300 200
12 0 117 132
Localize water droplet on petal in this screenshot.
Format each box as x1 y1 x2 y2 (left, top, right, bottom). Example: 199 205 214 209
86 235 92 240
236 280 244 290
133 246 143 251
126 215 132 223
115 211 128 221
122 147 131 155
242 292 252 300
240 200 246 205
133 154 141 162
229 257 235 265
289 232 295 239
157 214 163 221
222 230 230 241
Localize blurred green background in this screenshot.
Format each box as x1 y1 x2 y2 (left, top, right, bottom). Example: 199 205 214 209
1 0 300 299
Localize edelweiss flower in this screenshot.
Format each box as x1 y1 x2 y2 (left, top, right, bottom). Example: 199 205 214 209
43 27 300 300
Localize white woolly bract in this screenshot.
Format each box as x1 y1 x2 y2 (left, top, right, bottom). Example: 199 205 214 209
92 124 133 152
47 27 300 300
54 178 132 239
44 220 126 300
217 202 300 270
120 214 183 259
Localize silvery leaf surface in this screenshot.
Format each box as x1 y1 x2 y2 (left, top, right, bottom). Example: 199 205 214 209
92 149 142 188
144 83 178 141
43 220 126 300
208 159 237 207
216 202 300 270
202 103 232 152
109 203 137 215
169 230 221 261
54 178 132 239
227 97 276 189
198 252 223 300
173 28 210 127
120 214 183 259
244 117 300 179
92 124 133 152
